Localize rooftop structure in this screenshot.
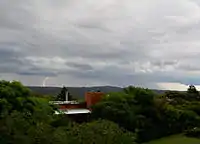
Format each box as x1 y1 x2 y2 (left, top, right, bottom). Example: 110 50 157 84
49 101 79 105
55 108 91 115
50 88 104 116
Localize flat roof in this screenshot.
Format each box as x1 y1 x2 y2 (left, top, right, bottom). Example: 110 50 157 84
49 101 80 105
55 108 91 115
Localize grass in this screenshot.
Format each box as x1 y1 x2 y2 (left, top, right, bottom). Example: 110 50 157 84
147 135 200 144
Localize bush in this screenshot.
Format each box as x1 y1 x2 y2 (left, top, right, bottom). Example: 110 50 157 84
185 127 200 138
67 119 137 144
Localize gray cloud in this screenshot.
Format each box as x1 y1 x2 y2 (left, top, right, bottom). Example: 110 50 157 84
178 64 200 71
65 62 93 71
1 0 200 88
17 71 57 77
150 60 179 68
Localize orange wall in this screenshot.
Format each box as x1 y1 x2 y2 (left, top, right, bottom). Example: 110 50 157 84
85 92 104 108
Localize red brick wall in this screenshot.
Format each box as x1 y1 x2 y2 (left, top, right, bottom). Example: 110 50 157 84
85 92 104 108
59 102 86 109
55 92 104 110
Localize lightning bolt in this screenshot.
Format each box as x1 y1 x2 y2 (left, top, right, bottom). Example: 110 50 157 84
42 77 49 87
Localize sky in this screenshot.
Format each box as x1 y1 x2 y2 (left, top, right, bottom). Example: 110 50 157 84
1 0 200 90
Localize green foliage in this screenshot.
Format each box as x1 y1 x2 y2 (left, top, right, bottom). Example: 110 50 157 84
55 86 73 101
185 128 200 138
92 92 137 132
0 80 137 144
56 86 67 101
147 135 200 144
92 85 200 143
123 86 155 105
67 119 136 144
2 80 200 144
0 81 34 117
187 103 200 116
187 85 199 95
186 85 200 101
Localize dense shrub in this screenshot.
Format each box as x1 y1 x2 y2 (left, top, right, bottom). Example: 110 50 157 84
2 81 200 143
67 119 136 144
92 85 200 143
0 80 137 144
185 127 200 138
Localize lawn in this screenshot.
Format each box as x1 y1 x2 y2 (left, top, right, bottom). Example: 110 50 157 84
147 135 200 144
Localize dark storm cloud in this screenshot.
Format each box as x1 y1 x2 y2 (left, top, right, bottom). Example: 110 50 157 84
17 71 57 77
64 65 179 85
0 48 24 73
1 0 200 88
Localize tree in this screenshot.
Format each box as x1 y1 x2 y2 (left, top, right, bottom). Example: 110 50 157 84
67 119 136 144
0 80 35 116
187 85 200 100
187 85 199 95
4 80 200 143
91 92 137 132
0 80 57 144
92 86 200 143
56 86 73 101
123 86 155 105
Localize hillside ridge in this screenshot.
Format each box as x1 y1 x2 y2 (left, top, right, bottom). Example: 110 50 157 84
27 86 169 98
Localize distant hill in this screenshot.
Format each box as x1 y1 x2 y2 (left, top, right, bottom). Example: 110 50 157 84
27 86 62 96
151 89 169 94
27 86 169 98
27 86 123 99
27 86 168 99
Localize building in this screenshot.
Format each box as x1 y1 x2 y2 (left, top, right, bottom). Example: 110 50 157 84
49 89 104 122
